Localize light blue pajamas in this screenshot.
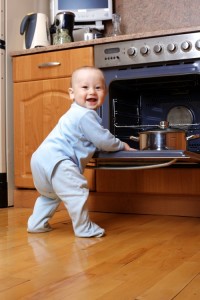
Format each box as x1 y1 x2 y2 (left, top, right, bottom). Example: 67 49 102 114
28 102 124 237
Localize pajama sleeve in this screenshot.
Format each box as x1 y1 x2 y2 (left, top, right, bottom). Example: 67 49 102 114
79 110 125 152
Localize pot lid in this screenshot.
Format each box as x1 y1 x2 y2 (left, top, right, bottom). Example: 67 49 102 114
142 121 185 133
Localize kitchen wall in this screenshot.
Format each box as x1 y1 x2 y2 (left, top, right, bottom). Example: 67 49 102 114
108 0 200 35
7 0 49 51
6 0 49 206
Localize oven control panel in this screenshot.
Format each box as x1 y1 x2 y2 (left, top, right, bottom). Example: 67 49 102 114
94 32 200 68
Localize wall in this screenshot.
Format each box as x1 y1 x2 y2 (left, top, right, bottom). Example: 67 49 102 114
6 0 49 206
109 0 200 35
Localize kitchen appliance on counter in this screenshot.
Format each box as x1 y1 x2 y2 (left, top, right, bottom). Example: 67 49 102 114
93 31 200 169
20 13 50 49
54 11 75 42
50 0 113 30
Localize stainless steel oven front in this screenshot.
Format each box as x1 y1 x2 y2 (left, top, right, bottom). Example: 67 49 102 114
91 31 200 169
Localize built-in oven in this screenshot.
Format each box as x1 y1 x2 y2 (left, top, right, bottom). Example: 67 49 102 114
90 31 200 169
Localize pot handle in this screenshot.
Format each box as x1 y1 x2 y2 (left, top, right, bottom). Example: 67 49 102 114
130 135 139 142
186 134 200 141
87 158 177 170
184 151 200 161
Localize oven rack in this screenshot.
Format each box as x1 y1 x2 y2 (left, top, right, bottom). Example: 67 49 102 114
114 123 200 129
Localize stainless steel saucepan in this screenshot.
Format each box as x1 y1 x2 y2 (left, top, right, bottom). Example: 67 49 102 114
130 121 200 150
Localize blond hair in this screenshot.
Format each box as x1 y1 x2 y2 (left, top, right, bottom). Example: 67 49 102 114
70 66 105 88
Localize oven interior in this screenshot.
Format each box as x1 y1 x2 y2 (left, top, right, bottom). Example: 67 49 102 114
109 73 200 153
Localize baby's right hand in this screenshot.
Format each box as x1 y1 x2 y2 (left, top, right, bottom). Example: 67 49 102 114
123 142 137 151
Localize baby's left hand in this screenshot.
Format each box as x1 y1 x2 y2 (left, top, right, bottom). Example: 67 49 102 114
123 142 137 151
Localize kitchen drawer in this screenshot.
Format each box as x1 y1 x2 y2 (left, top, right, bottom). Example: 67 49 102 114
12 47 94 82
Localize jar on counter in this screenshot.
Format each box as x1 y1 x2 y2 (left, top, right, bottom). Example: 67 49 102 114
53 28 72 45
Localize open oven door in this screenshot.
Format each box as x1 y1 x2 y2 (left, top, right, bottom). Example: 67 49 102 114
86 150 200 170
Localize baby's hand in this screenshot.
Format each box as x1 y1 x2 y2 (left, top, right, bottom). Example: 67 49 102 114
123 142 137 151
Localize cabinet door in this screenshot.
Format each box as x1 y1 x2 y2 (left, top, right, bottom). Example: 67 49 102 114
14 77 95 189
14 78 71 187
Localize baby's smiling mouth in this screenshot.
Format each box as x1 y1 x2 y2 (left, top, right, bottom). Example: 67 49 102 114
87 98 97 103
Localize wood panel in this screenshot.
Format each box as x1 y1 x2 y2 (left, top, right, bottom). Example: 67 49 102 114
14 78 72 188
14 189 200 217
12 47 94 82
13 46 95 189
88 192 200 217
96 168 200 195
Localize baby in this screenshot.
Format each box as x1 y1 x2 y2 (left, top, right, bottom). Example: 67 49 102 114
28 66 134 237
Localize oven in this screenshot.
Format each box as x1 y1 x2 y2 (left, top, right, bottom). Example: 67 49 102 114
91 31 200 169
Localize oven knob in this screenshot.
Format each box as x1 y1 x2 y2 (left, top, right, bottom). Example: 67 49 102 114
140 46 149 55
127 47 137 56
181 41 191 51
195 40 200 50
167 43 177 53
153 44 162 53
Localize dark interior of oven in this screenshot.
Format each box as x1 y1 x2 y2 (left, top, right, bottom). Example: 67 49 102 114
109 74 200 152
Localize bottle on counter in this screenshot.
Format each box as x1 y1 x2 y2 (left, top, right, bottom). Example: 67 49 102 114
111 13 122 36
53 28 72 45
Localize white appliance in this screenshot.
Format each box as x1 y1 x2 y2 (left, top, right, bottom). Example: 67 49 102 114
50 0 113 30
20 13 50 49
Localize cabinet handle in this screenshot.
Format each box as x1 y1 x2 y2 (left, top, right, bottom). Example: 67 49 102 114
38 62 61 68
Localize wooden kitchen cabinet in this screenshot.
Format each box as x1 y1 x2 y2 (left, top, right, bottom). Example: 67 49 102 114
96 168 200 195
13 47 95 190
12 46 200 217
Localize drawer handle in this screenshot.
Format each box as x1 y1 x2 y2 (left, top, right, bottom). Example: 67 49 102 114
38 62 61 68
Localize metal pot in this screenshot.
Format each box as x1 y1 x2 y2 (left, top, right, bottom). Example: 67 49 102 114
130 121 200 150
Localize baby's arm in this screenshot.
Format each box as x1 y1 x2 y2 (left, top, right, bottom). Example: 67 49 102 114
80 111 136 152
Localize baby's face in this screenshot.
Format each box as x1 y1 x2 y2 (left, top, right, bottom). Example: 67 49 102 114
69 69 107 110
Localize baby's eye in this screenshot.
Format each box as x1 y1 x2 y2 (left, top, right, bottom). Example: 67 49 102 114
82 86 88 89
96 86 101 90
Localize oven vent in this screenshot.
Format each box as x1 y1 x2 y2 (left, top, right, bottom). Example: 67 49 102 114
119 59 198 71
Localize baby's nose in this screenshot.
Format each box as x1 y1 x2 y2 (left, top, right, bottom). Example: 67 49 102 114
89 87 96 94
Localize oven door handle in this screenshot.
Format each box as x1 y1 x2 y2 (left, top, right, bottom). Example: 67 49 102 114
86 158 178 170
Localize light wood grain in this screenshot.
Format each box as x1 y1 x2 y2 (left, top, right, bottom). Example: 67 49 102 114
96 168 200 195
0 207 200 299
14 77 72 187
13 47 95 189
13 189 200 217
12 47 94 82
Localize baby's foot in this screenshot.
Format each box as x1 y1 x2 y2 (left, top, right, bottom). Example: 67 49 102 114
27 222 53 233
75 221 105 238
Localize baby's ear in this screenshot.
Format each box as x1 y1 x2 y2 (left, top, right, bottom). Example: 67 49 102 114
68 88 74 99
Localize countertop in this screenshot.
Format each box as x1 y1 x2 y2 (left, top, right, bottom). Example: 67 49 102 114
10 26 200 57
